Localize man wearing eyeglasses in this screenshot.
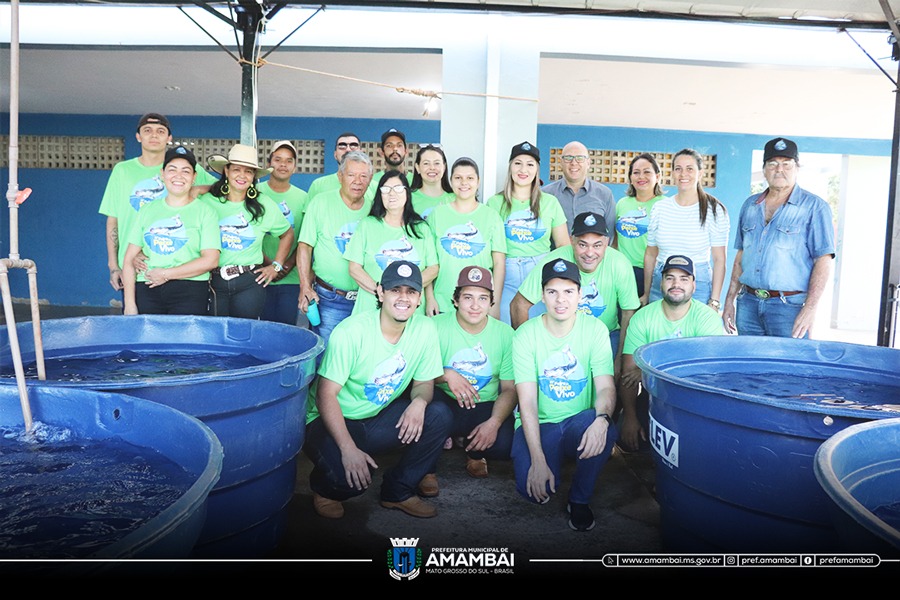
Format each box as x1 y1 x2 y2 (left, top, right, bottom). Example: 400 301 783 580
542 141 617 245
722 137 835 339
307 132 362 201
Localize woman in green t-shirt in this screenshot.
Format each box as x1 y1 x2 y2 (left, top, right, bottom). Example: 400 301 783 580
612 153 666 298
345 171 438 315
123 146 220 316
409 144 454 219
203 144 293 319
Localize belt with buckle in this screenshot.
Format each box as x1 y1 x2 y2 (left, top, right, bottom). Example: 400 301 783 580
744 285 803 300
315 277 358 301
214 264 257 281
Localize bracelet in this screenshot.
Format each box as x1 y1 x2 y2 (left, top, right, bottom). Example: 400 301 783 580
595 413 612 426
271 261 283 272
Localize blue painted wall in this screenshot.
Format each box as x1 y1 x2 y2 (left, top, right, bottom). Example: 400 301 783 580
0 114 890 307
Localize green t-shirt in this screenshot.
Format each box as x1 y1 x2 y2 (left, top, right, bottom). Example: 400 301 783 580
622 299 724 355
258 181 309 286
426 203 507 313
411 189 455 220
306 173 339 202
366 171 414 201
297 189 372 291
127 197 220 282
518 246 640 332
306 310 444 423
512 313 613 427
200 193 291 267
615 195 666 267
485 192 566 258
344 216 438 315
432 312 515 404
98 157 216 268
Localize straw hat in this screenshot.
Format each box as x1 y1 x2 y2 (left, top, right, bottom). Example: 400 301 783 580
207 144 272 178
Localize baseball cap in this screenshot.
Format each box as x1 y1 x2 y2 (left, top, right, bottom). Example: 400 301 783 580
763 137 799 163
510 141 540 163
163 145 197 169
137 113 171 134
381 260 422 292
270 140 298 158
456 266 493 292
381 128 407 147
541 258 581 288
570 212 609 238
662 254 695 278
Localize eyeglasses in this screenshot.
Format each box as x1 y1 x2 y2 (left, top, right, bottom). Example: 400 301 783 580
561 155 588 164
765 160 796 171
380 185 407 195
420 143 443 150
336 142 360 149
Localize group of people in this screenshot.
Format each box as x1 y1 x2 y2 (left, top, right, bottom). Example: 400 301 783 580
100 113 835 531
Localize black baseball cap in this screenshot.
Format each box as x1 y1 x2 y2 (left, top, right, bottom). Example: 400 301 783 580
570 212 609 238
137 113 171 134
381 128 407 147
662 254 695 278
763 137 799 163
163 145 197 169
510 141 540 163
541 258 581 288
381 260 422 292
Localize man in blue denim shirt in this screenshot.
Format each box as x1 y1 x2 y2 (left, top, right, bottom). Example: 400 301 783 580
722 137 835 338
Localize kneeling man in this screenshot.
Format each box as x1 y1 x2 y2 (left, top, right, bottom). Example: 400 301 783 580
303 260 452 519
511 258 618 532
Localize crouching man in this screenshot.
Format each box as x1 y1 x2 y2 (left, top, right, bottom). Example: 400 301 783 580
303 260 452 519
511 258 618 531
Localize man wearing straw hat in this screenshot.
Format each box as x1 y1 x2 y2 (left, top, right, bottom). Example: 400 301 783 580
303 260 451 520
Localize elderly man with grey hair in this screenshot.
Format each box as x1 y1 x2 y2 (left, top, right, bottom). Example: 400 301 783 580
297 150 374 345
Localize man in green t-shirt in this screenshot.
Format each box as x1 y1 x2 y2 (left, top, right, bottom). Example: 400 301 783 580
618 255 724 451
429 266 517 482
511 258 618 532
307 132 360 201
99 113 215 293
303 261 452 520
510 211 640 366
259 140 310 325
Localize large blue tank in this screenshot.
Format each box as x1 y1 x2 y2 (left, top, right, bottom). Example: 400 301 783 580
0 315 323 557
0 384 222 563
634 336 900 552
815 417 900 555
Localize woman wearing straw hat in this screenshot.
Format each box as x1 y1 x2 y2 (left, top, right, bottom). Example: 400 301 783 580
202 143 294 319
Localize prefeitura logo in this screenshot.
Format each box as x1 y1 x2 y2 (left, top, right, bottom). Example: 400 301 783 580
387 537 422 580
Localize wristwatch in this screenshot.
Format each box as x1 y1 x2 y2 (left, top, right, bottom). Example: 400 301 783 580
708 299 721 310
271 261 283 273
595 413 612 426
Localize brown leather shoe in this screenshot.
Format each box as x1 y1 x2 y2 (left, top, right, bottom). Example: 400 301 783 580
313 493 344 519
466 457 489 478
380 496 437 518
417 473 439 497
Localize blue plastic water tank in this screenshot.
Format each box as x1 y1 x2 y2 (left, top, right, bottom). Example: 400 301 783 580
1 315 323 557
0 384 222 563
634 336 900 552
815 417 900 555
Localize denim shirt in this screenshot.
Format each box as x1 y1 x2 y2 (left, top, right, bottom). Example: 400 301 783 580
734 185 835 292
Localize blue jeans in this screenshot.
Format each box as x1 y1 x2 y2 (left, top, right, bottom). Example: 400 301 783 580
313 281 355 348
502 254 545 325
736 289 808 338
429 388 514 470
303 397 453 502
649 260 712 304
511 408 618 505
262 283 302 326
210 271 266 319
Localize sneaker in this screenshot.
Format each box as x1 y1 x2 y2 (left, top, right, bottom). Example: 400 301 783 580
417 473 439 497
313 493 344 519
567 502 595 532
380 496 437 518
